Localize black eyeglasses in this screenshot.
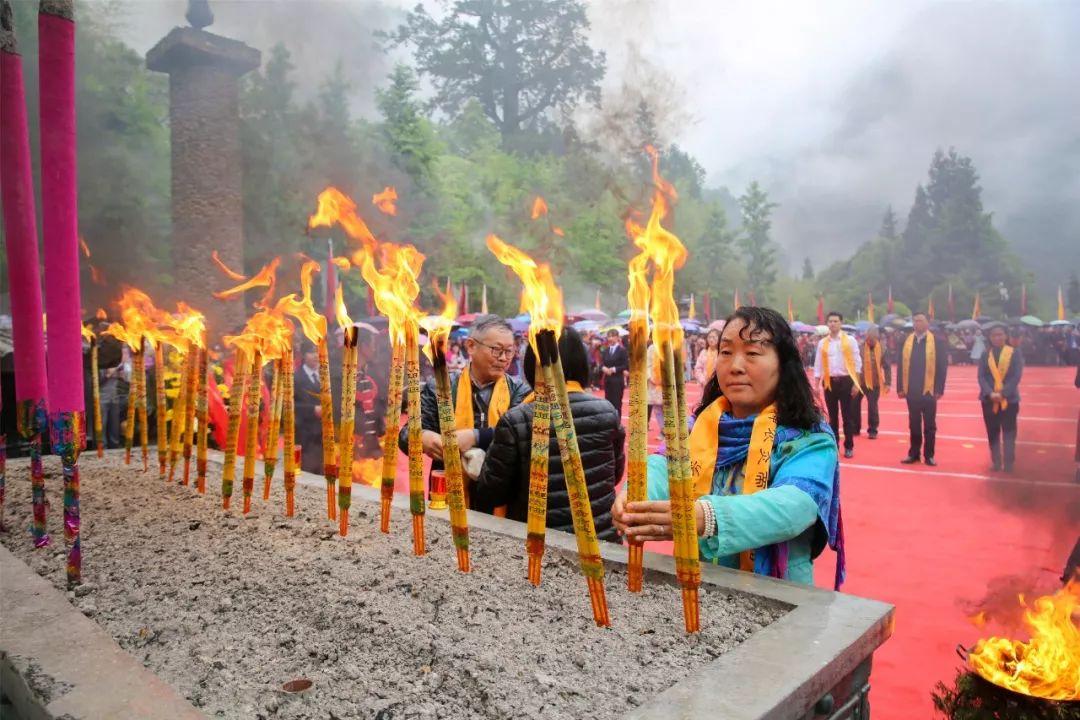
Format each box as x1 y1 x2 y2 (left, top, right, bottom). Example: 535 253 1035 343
475 341 515 359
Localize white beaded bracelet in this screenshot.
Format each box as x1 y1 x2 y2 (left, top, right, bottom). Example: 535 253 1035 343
698 499 717 538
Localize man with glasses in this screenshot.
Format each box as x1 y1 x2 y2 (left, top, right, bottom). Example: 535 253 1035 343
398 315 531 506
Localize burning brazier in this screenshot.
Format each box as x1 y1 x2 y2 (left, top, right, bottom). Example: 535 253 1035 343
0 453 893 720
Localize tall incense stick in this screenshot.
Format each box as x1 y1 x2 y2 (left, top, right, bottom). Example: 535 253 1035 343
155 341 167 477
181 345 198 486
525 371 551 585
124 347 139 465
626 315 649 591
167 343 191 482
318 338 337 520
283 344 297 516
221 347 247 510
91 335 103 458
262 358 282 500
195 343 209 494
538 330 610 626
337 328 358 535
137 343 149 472
379 342 405 533
431 335 471 572
406 328 425 555
242 350 263 514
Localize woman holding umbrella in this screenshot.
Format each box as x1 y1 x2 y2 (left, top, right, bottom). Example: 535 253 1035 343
978 322 1024 472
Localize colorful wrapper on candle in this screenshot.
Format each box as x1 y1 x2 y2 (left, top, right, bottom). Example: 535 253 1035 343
123 348 140 465
91 337 103 458
432 340 470 572
318 339 337 520
168 345 191 482
525 372 551 585
50 410 82 587
242 350 263 514
155 342 167 477
137 344 149 472
181 346 199 486
406 329 425 555
221 348 248 509
626 316 649 591
18 400 50 547
379 343 405 533
39 2 84 418
263 359 282 501
283 345 297 516
538 330 609 627
196 344 209 494
337 331 358 536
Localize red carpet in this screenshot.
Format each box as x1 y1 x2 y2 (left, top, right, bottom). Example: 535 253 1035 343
389 365 1080 719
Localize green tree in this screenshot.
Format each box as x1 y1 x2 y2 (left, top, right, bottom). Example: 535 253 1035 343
1068 271 1080 313
383 0 606 144
376 64 441 188
801 257 814 280
737 181 779 305
879 205 898 240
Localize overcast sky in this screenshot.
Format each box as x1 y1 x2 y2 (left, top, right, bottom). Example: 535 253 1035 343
114 0 1080 280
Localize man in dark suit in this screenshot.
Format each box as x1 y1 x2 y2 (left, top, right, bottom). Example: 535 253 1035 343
896 312 948 466
600 328 628 412
854 325 891 439
294 343 324 473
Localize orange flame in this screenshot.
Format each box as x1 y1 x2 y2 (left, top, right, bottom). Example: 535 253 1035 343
358 243 424 347
279 259 327 344
968 580 1080 701
486 234 563 347
629 146 687 345
553 226 565 237
89 264 105 286
373 186 398 216
163 303 207 349
335 285 353 331
213 256 280 308
103 287 165 350
420 283 458 363
531 196 549 220
309 186 377 251
79 236 91 257
211 250 247 281
95 308 107 321
81 323 95 342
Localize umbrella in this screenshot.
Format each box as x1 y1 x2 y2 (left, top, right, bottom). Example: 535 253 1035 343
616 309 633 319
573 319 601 332
599 325 629 337
353 321 380 334
1049 320 1074 327
509 318 529 333
854 321 872 332
790 321 814 333
1020 315 1043 327
956 319 981 330
576 308 609 322
815 325 829 336
841 324 857 332
681 318 703 332
708 320 726 331
879 313 899 325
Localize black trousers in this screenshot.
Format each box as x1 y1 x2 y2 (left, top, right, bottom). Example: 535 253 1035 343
853 388 881 435
981 399 1019 468
824 376 857 450
604 378 625 412
906 394 938 460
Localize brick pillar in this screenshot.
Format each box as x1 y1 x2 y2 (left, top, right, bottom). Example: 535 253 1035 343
147 28 259 337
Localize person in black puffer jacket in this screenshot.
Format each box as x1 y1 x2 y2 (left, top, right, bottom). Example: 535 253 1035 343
472 327 625 541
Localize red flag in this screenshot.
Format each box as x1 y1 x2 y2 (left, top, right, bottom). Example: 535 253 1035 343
887 286 894 314
734 288 741 310
459 283 468 314
816 296 825 324
324 239 336 323
747 290 757 306
703 291 711 321
928 293 936 320
1020 284 1027 314
947 283 955 322
366 285 376 318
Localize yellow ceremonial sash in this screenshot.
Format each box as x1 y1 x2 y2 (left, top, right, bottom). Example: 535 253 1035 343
862 342 888 393
987 346 1013 414
455 365 511 430
902 332 936 396
689 398 778 573
522 381 584 404
821 334 863 393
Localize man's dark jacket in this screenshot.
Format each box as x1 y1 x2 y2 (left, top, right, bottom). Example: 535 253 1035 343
895 332 948 396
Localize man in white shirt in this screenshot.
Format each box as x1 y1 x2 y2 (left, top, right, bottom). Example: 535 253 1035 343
814 311 863 458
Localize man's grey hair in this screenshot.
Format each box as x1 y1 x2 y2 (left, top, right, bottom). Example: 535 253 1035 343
470 314 513 340
865 326 880 337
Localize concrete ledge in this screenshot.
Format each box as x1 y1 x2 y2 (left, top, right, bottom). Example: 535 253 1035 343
0 545 205 720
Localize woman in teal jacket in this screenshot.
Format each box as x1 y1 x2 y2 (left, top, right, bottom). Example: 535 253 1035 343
613 306 845 589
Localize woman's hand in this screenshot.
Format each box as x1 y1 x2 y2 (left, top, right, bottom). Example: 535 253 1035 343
616 498 708 542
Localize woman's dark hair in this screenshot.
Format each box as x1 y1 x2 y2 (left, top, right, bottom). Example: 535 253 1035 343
705 328 721 347
523 327 590 388
695 306 821 429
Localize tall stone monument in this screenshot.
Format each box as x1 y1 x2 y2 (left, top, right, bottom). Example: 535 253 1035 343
147 1 259 335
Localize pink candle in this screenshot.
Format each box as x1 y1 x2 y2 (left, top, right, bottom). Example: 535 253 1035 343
3 0 51 549
39 0 82 587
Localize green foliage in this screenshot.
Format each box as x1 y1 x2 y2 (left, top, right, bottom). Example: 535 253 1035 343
1067 272 1080 314
737 181 779 305
880 205 899 240
802 257 814 280
932 670 1076 720
376 64 442 188
381 0 606 144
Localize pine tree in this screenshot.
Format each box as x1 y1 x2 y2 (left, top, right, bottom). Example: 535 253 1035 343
376 64 440 187
802 257 814 280
738 181 779 305
879 205 898 240
1068 271 1080 313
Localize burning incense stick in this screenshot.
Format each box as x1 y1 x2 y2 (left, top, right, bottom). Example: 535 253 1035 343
182 345 198 486
242 350 263 514
136 343 149 472
221 347 247 510
337 328 358 535
538 330 610 626
263 358 282 500
168 343 191 482
430 326 471 572
124 347 138 465
379 343 404 533
406 328 425 555
195 343 209 494
625 313 649 591
90 334 103 458
155 340 167 477
525 371 551 585
318 338 337 521
283 344 297 516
